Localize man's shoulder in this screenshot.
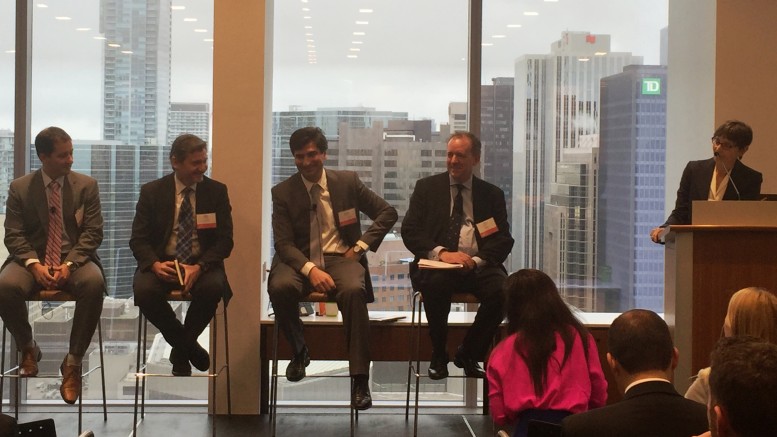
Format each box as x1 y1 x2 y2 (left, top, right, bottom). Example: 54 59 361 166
10 170 39 187
199 175 228 192
473 176 503 193
67 171 98 186
140 173 174 192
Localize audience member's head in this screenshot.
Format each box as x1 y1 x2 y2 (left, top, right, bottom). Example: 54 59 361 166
34 126 71 159
713 120 753 150
708 336 777 437
722 287 777 342
503 269 589 396
289 126 328 154
169 133 207 164
607 309 677 389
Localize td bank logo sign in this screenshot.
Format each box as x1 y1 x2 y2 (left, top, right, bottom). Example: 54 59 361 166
642 78 661 95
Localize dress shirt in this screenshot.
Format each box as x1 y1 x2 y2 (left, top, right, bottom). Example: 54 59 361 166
708 166 730 201
624 377 672 394
430 176 484 268
164 176 201 259
26 171 72 267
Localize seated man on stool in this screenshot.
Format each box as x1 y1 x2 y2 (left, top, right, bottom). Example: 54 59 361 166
268 127 397 410
401 131 513 379
0 126 105 404
130 134 233 376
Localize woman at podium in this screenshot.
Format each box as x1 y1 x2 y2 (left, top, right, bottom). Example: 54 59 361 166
650 120 762 243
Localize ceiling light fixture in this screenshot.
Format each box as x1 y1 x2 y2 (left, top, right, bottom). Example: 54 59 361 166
359 9 373 13
523 11 539 16
353 31 365 36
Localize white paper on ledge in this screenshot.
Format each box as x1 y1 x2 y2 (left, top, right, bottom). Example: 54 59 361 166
417 258 464 269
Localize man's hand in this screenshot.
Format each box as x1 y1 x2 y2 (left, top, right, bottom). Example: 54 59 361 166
180 263 202 296
51 263 72 288
650 227 664 243
439 250 476 271
343 247 361 262
151 261 179 283
28 263 57 289
308 266 336 292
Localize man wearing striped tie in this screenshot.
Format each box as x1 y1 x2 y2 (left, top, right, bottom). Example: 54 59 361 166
130 134 233 377
0 126 106 404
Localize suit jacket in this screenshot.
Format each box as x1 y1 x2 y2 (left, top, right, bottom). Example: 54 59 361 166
401 172 513 269
3 170 103 270
663 158 762 226
270 169 398 303
129 174 234 299
561 380 708 437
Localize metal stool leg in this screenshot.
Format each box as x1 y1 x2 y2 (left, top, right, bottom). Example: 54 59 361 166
132 313 143 436
223 306 232 414
412 292 423 437
1 323 5 413
99 321 107 421
270 315 279 437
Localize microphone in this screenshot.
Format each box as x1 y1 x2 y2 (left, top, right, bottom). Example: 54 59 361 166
50 206 56 214
715 152 741 200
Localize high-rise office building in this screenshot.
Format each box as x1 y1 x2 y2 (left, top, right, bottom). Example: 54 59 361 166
598 65 667 312
448 102 468 133
101 0 172 181
481 77 515 223
0 129 13 213
512 31 642 272
167 103 210 147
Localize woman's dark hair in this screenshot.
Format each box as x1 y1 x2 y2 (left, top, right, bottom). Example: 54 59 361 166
505 269 590 397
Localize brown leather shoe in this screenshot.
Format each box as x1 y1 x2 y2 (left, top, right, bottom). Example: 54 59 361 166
19 342 42 377
59 357 82 404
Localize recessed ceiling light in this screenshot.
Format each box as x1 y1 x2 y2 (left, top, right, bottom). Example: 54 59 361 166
351 41 363 44
359 9 373 13
308 50 316 53
307 44 315 48
108 43 121 47
482 43 494 46
578 57 590 62
349 48 360 52
304 26 313 29
5 50 15 54
301 0 308 3
204 38 214 42
353 31 365 36
302 7 310 11
355 21 369 25
544 0 559 2
171 5 185 10
36 3 47 8
194 29 208 33
184 18 198 22
594 52 607 56
492 34 506 38
121 50 133 54
524 11 539 16
507 24 522 28
93 36 106 40
76 27 91 31
347 55 358 59
55 16 72 20
306 39 314 42
305 33 313 36
303 16 312 19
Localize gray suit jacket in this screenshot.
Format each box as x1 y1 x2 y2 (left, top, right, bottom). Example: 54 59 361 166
270 169 397 302
3 169 103 270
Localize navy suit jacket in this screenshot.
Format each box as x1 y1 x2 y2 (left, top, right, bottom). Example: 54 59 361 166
663 158 762 226
561 380 708 437
129 174 234 300
270 169 397 303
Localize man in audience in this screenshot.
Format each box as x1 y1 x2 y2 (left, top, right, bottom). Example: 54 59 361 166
0 413 17 436
697 337 777 437
0 127 105 404
130 134 233 376
562 309 708 437
268 126 397 410
401 131 513 379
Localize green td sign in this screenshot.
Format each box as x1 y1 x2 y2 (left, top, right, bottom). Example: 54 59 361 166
642 78 661 95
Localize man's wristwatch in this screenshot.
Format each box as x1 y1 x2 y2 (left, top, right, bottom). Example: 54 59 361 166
65 261 77 272
353 245 366 258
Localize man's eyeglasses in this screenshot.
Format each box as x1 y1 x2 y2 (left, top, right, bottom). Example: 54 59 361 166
712 137 737 150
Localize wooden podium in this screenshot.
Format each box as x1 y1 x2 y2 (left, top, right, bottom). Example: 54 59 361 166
663 201 777 392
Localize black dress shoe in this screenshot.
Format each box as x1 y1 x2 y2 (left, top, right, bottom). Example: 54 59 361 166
351 375 372 410
170 347 192 376
286 347 310 382
454 347 485 378
189 342 211 372
428 355 449 380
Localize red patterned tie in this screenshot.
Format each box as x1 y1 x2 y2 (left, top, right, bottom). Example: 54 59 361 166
45 180 63 267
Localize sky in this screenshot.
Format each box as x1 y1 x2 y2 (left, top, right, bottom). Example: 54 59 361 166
0 0 668 139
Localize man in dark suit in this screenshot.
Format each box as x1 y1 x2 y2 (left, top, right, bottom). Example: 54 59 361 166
130 134 233 376
0 413 17 436
0 126 105 404
562 309 708 437
268 126 397 410
651 120 762 242
702 337 777 437
401 131 513 379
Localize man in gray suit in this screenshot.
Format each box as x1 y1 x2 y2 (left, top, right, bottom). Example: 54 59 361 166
268 126 397 410
0 127 105 404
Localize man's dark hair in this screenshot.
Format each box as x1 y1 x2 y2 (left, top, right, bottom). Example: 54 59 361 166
448 131 482 157
34 126 71 158
169 133 207 163
608 309 673 374
713 120 753 149
709 336 777 437
289 126 328 154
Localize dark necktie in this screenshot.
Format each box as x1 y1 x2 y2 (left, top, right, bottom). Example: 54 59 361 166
45 180 63 267
309 184 325 268
176 187 195 264
444 184 464 250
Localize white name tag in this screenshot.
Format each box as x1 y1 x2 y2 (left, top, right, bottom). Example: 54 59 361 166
338 208 358 226
196 213 217 229
476 217 498 237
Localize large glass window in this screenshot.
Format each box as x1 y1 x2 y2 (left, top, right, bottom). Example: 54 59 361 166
6 0 215 404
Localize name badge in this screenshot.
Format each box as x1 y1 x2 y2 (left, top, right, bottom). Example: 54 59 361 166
338 208 358 226
196 213 217 229
476 218 499 237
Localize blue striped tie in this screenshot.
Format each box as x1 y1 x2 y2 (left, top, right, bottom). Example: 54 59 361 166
176 187 195 264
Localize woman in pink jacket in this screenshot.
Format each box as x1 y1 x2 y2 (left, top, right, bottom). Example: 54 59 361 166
487 269 607 437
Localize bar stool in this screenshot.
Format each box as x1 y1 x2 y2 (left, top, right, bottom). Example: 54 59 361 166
404 290 492 437
269 291 358 437
0 289 107 435
132 290 231 437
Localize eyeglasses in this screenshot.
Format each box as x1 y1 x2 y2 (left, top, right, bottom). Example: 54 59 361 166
712 137 737 150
